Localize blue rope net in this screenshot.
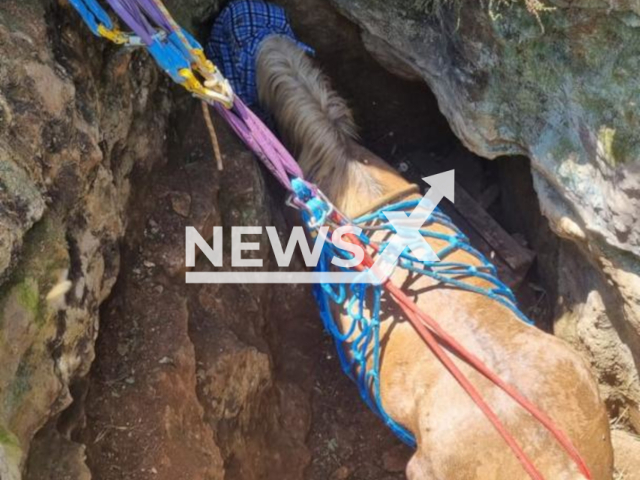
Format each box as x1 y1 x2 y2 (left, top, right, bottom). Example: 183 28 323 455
306 195 533 448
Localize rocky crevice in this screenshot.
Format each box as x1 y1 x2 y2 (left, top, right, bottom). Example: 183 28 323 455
3 0 640 478
0 0 173 477
79 93 312 480
327 0 640 461
0 1 316 478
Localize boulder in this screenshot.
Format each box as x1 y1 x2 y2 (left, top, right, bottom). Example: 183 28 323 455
612 429 640 480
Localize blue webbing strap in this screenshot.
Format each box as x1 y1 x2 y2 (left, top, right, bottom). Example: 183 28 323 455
68 0 115 35
67 0 212 89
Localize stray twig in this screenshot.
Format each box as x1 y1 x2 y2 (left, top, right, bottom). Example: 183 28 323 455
201 101 224 171
610 406 630 429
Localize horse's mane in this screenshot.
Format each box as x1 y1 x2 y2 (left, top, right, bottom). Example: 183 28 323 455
256 35 381 210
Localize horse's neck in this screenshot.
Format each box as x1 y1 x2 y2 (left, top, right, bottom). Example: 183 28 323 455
338 143 417 217
256 35 413 215
255 37 500 317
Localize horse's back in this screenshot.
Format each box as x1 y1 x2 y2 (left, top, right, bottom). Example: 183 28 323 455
378 279 613 479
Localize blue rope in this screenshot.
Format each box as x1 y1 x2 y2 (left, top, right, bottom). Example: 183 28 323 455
352 200 532 325
298 190 533 448
313 256 417 446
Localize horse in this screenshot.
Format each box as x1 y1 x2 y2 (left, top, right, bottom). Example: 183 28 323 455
253 33 613 479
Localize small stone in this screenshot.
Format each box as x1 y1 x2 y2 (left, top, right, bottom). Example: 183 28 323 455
144 260 156 268
153 284 164 294
330 466 351 480
397 162 409 173
159 356 174 366
171 192 191 217
150 467 158 475
512 232 528 247
528 282 545 293
612 430 640 478
125 377 135 385
117 342 129 356
382 445 411 473
327 438 339 452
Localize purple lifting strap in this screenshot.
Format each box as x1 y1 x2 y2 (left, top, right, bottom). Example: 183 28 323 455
133 0 173 32
215 99 305 191
106 0 304 191
105 0 175 44
105 0 156 43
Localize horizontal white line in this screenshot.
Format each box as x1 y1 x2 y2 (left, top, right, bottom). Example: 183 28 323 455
185 271 378 284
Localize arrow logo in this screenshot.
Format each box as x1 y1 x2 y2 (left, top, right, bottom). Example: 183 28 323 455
367 170 455 284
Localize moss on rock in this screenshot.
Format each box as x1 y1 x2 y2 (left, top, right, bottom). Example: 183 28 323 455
0 215 69 330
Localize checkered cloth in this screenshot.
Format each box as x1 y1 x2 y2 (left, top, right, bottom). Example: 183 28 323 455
206 0 314 108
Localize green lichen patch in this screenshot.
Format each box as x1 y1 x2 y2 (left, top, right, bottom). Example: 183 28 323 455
411 0 553 21
611 128 640 166
16 279 40 322
0 423 23 480
481 2 640 167
0 425 20 447
6 354 34 409
0 214 69 330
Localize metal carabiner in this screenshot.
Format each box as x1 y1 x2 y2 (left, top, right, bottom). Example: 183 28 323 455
285 193 309 212
190 48 217 78
96 24 151 48
123 30 166 48
202 71 235 108
179 69 234 109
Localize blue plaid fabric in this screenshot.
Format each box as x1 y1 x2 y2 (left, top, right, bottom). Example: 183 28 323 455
206 0 314 108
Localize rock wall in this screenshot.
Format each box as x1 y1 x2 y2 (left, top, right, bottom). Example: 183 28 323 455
329 0 640 432
0 1 314 478
0 0 175 477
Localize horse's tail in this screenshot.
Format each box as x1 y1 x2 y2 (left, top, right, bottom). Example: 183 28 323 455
256 35 380 207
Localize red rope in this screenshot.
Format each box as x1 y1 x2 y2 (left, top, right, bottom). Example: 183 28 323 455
346 231 591 480
388 284 591 478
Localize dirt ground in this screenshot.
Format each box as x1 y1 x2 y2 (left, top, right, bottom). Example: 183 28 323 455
81 1 554 479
